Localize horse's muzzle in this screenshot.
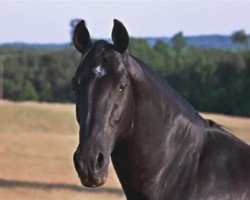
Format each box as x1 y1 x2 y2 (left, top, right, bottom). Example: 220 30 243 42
73 150 108 188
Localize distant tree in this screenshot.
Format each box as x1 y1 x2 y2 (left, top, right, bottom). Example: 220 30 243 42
153 40 174 74
231 30 249 48
39 82 52 101
0 58 4 99
171 32 187 70
171 31 187 53
129 38 155 66
69 18 81 44
23 80 39 100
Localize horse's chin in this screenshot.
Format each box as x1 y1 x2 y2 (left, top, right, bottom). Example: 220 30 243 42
79 173 107 188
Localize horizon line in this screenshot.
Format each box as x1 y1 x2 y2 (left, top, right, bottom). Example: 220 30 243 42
0 33 240 45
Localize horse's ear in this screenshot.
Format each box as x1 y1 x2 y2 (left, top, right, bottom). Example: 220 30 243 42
112 19 129 53
73 20 92 54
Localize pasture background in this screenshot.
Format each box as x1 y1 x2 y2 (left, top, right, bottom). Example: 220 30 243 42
0 100 250 200
1 1 250 199
1 22 250 200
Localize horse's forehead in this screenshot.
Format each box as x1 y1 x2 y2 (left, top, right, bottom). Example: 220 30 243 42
93 42 122 68
75 41 123 80
93 40 113 54
92 65 106 78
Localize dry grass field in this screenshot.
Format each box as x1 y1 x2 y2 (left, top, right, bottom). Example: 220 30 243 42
0 100 250 200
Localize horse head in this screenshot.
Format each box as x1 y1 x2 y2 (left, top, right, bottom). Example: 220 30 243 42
72 20 134 187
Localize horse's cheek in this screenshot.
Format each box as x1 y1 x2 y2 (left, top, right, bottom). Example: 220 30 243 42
109 104 121 125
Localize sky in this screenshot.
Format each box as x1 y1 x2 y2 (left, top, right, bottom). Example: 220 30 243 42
0 0 250 44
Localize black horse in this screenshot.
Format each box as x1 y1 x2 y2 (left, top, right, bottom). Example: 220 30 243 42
72 20 250 200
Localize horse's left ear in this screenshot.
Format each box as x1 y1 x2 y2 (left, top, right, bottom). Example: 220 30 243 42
112 19 129 53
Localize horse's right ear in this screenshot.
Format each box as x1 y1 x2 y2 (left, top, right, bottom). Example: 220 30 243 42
73 20 92 54
112 19 129 53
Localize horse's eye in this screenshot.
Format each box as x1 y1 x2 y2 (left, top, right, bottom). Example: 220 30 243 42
71 78 79 93
71 78 78 93
71 85 77 93
118 83 127 92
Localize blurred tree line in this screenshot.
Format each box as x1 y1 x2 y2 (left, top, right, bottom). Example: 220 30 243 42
0 30 250 116
0 46 76 102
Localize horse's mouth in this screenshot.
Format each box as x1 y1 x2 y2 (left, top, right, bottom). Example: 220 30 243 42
79 173 107 188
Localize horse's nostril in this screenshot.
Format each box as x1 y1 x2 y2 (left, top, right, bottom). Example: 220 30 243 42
95 152 104 171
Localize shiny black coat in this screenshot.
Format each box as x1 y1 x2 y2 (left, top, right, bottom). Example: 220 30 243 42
72 20 250 200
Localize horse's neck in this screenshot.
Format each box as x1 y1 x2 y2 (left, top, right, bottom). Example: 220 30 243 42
111 55 207 199
127 55 206 126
